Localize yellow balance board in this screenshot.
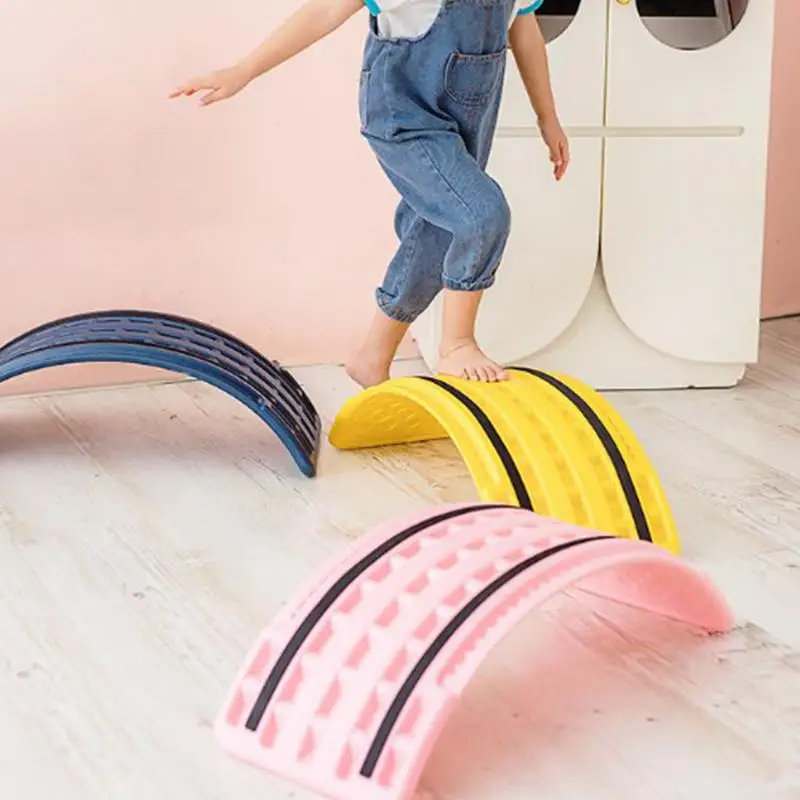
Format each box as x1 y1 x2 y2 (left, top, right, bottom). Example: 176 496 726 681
329 368 679 553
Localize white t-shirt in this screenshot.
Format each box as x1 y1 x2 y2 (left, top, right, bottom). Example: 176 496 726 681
365 0 544 39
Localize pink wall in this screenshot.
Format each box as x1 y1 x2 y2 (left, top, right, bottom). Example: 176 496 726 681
761 0 800 319
0 0 408 396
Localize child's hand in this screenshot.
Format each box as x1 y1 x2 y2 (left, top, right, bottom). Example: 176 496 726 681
538 117 570 181
169 65 253 106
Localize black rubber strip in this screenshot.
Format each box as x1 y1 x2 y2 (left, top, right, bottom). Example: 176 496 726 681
417 376 533 510
359 533 611 777
244 503 511 731
510 368 652 543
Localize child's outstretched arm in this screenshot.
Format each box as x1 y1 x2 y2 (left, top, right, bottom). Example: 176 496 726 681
170 0 363 106
509 13 569 181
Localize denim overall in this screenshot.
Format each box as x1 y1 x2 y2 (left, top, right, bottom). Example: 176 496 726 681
359 0 514 323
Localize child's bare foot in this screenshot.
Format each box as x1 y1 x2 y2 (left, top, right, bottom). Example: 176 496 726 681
345 349 391 388
346 309 410 389
437 339 508 382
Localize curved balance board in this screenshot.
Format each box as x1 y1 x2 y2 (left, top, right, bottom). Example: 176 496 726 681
215 503 732 800
0 311 321 477
328 369 679 552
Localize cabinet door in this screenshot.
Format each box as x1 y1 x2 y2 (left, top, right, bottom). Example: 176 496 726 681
601 1 774 364
483 1 606 361
602 136 766 363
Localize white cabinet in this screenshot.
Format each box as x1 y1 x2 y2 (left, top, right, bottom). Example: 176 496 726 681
411 0 776 389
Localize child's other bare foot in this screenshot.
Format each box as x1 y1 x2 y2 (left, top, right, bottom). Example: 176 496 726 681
345 349 390 389
437 339 508 382
345 308 410 389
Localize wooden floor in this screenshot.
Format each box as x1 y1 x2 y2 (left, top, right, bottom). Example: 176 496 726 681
1 317 799 799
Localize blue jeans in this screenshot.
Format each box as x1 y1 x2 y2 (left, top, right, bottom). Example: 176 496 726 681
359 0 514 324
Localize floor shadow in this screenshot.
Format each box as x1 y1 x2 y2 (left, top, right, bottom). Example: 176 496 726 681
419 591 722 797
0 402 300 473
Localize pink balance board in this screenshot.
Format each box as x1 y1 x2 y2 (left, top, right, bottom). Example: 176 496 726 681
215 503 733 800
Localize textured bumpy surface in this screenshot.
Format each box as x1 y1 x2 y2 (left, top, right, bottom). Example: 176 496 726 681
329 369 678 551
216 503 732 800
0 310 321 476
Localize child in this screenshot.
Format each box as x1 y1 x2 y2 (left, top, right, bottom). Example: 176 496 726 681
171 0 568 386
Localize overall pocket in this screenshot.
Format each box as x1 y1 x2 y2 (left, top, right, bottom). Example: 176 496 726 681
444 48 507 107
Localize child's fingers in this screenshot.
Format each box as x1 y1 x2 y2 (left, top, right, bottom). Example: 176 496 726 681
551 155 564 180
554 140 569 180
549 144 562 178
169 77 217 99
169 83 198 98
